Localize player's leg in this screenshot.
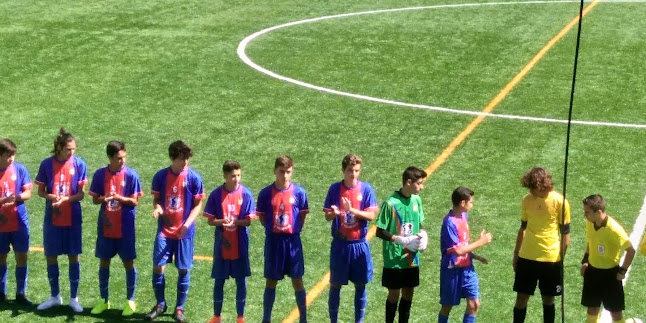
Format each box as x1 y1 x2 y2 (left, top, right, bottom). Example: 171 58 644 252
13 225 31 305
39 224 63 310
0 252 7 302
382 267 401 323
464 299 479 323
602 267 625 323
212 278 225 321
386 288 400 323
146 233 171 321
173 236 194 323
350 240 372 323
68 254 82 312
263 279 278 323
399 286 415 323
439 267 459 323
235 276 247 323
122 259 137 316
288 235 307 323
91 258 112 314
439 306 453 323
463 268 480 323
586 308 601 323
263 235 285 323
538 261 562 323
513 258 538 323
328 240 346 323
581 264 602 323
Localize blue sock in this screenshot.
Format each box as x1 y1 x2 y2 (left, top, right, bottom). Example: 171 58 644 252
69 261 80 299
235 277 246 318
176 270 190 309
463 313 476 323
295 289 307 323
152 272 166 306
328 287 340 323
0 263 7 295
263 287 276 322
99 267 110 301
47 263 60 297
439 313 449 323
16 266 27 295
213 279 224 316
354 285 367 323
126 268 137 301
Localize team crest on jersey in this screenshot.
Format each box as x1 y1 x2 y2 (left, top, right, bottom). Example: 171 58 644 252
107 199 121 211
357 193 363 201
168 196 183 212
182 180 187 188
69 168 75 175
10 175 16 181
401 222 414 236
412 204 418 212
342 211 357 228
57 184 70 196
274 202 291 231
289 197 295 204
597 244 605 255
238 198 243 205
121 180 126 187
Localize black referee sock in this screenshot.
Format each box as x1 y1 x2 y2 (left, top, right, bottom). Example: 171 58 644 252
385 299 397 323
543 304 555 323
513 307 527 323
398 298 412 323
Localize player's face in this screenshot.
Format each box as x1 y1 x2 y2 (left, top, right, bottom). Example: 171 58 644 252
57 140 76 160
109 150 127 170
274 166 293 186
224 169 241 189
583 204 599 223
171 157 189 171
343 164 361 184
410 177 425 194
463 196 474 212
0 153 15 168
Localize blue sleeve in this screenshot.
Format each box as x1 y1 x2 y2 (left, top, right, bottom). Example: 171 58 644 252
151 170 163 194
299 186 309 212
440 217 459 254
362 183 378 210
129 169 143 196
256 188 268 215
89 169 104 196
18 164 31 188
323 184 336 210
35 159 48 186
241 188 256 219
76 157 88 184
190 170 205 199
203 190 220 218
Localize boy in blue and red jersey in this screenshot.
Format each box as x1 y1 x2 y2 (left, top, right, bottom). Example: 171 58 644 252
146 140 205 323
257 155 309 323
204 160 256 323
35 128 88 312
438 187 492 323
0 139 33 305
323 154 378 323
88 141 143 316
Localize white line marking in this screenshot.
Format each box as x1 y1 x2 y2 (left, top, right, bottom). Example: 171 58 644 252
599 194 646 322
237 0 646 129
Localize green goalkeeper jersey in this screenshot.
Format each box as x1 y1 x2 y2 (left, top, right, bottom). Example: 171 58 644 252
376 191 425 269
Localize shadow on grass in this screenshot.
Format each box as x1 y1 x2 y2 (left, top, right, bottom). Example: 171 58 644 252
0 299 179 322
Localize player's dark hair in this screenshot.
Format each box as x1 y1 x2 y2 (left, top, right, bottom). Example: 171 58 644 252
223 160 241 173
402 166 427 185
583 194 606 213
51 127 75 155
106 140 126 158
342 154 362 171
274 155 293 169
0 138 17 156
521 167 554 192
452 186 474 206
168 140 193 160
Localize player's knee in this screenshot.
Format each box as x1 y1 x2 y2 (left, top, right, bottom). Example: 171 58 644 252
515 293 530 307
153 265 164 275
266 279 278 289
291 277 304 291
466 299 480 314
122 260 134 270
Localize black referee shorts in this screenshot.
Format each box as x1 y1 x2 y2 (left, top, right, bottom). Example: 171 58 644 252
581 265 624 312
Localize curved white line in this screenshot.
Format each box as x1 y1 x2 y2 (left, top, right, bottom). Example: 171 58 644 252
237 1 646 129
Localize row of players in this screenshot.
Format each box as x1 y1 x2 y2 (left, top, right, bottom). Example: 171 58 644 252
1 128 645 323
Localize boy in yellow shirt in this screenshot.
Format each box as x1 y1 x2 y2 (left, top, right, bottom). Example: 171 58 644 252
580 194 635 323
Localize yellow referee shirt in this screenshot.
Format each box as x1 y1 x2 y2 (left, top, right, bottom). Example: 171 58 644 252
587 216 631 269
519 190 571 262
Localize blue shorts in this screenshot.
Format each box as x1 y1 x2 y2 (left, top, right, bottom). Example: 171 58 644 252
212 257 251 280
152 233 194 270
95 234 137 261
0 226 30 254
264 234 304 280
440 266 479 306
43 222 82 256
330 238 373 285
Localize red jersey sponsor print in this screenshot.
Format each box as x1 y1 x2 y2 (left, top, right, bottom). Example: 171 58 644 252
161 169 187 239
52 158 75 227
448 215 471 268
338 184 363 240
220 187 242 260
271 187 295 234
102 168 126 239
0 165 19 232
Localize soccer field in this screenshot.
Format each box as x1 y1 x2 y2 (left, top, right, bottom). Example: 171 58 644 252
2 0 646 322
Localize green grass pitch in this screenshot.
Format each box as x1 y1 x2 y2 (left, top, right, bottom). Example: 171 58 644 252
1 0 646 322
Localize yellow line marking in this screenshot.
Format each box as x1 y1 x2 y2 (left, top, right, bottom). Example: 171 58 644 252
282 2 601 322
